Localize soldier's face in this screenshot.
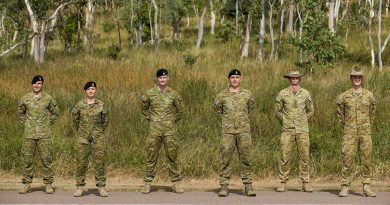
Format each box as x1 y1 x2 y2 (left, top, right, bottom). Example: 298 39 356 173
229 75 241 87
85 87 96 98
32 81 43 93
351 75 363 86
157 75 169 86
289 77 300 86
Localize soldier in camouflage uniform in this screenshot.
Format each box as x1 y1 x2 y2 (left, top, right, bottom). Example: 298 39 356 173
18 75 59 194
214 69 256 197
337 68 376 197
275 71 314 192
71 81 109 197
140 68 184 194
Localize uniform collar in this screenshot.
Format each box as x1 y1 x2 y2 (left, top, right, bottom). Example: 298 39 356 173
84 98 98 105
154 85 171 92
29 91 45 100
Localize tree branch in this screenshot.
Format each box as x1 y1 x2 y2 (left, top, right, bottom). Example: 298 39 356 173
0 42 23 57
381 32 390 53
47 1 74 32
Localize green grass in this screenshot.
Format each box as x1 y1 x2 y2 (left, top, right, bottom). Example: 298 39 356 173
0 14 389 181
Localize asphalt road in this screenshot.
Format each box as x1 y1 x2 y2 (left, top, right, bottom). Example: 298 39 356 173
1 190 390 204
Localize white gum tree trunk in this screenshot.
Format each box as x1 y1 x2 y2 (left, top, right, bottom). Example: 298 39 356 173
137 0 143 47
286 0 294 33
258 0 265 61
151 0 159 43
268 0 275 61
148 2 154 44
378 0 383 71
368 0 375 68
25 0 72 63
210 0 216 35
195 0 210 49
241 13 252 58
275 0 285 59
328 0 335 34
84 0 95 48
0 9 5 37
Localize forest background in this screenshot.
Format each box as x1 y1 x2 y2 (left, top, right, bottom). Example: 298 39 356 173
0 0 389 187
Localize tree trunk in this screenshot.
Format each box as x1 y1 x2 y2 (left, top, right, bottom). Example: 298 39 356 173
286 1 294 33
268 0 275 61
275 0 285 59
235 0 239 33
296 6 304 64
241 14 252 58
129 0 135 45
148 2 154 44
341 0 350 21
0 9 5 37
258 0 265 61
172 17 182 41
368 0 375 68
378 0 383 71
84 0 94 50
77 8 81 52
39 22 46 64
195 0 210 49
386 0 389 16
210 0 216 35
187 15 190 27
25 0 72 63
151 0 159 44
334 0 341 25
328 0 335 34
137 0 143 47
12 21 19 42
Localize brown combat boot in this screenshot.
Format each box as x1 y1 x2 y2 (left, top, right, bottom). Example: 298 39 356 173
99 187 108 197
45 184 54 194
244 184 256 196
73 186 84 197
363 184 376 197
302 182 314 192
276 182 286 192
19 184 31 194
141 183 151 194
218 185 228 197
338 185 349 197
173 182 184 193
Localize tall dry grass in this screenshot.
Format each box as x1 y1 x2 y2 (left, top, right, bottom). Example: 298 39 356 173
0 14 389 182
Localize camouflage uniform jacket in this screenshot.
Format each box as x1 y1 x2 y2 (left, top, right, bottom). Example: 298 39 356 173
275 87 314 133
71 99 109 143
336 88 376 135
214 88 255 134
18 92 59 139
141 86 183 136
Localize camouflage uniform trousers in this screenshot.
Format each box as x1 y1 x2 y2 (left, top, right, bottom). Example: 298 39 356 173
21 138 54 184
278 132 310 183
144 134 181 183
341 134 372 186
220 133 253 186
75 136 106 187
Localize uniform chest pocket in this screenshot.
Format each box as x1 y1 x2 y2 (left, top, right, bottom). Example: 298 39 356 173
361 98 371 107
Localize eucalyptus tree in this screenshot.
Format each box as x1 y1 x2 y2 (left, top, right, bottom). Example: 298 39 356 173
24 0 74 63
195 0 211 49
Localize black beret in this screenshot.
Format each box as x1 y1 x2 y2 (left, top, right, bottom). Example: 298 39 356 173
84 81 97 90
31 75 44 84
156 68 168 78
228 69 241 78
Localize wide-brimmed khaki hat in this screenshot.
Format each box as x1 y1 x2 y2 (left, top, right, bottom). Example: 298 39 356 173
283 71 305 78
349 67 363 76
